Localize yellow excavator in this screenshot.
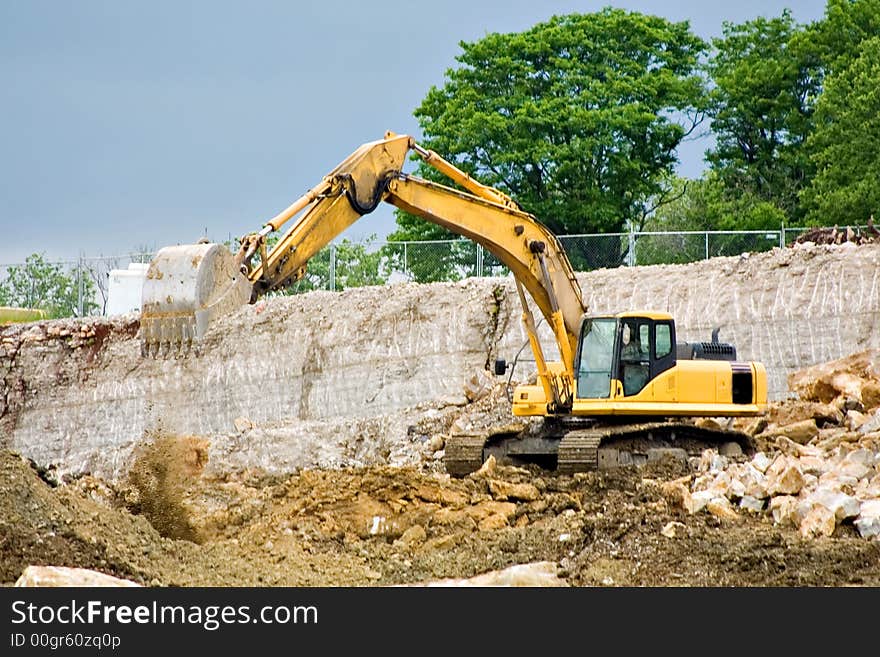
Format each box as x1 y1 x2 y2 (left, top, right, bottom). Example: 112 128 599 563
140 131 767 475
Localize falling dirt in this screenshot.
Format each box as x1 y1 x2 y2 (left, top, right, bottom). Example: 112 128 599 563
123 432 210 542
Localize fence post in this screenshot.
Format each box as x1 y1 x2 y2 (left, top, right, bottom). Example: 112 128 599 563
627 225 636 267
476 244 483 277
329 243 336 291
705 232 709 260
77 256 84 317
403 242 408 279
780 222 785 249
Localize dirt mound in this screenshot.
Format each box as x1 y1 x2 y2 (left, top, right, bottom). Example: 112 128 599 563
3 439 879 587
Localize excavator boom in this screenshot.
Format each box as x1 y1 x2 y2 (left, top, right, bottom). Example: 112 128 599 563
140 132 587 409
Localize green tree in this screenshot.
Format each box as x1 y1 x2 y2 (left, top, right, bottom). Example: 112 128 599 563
0 253 98 318
639 174 785 263
810 0 880 77
287 236 388 293
801 35 880 225
645 174 786 232
391 8 709 273
705 10 821 222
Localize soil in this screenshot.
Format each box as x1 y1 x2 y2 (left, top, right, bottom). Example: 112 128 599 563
3 437 879 587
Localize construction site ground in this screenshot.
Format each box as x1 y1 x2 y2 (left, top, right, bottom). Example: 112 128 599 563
3 436 879 587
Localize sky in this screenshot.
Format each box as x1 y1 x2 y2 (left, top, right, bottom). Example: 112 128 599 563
0 0 829 264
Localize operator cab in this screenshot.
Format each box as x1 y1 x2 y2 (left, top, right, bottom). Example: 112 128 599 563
575 311 676 399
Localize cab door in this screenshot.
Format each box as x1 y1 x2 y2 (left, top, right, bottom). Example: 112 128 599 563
615 318 677 398
618 319 651 396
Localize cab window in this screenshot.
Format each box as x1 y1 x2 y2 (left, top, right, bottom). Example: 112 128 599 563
576 318 616 399
655 323 672 359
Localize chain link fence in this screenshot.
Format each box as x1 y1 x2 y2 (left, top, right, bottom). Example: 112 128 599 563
0 252 154 318
0 226 823 318
376 227 813 283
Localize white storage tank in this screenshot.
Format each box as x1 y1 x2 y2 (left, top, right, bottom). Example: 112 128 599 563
106 262 149 316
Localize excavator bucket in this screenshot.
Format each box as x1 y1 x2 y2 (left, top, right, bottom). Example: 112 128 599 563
140 243 253 357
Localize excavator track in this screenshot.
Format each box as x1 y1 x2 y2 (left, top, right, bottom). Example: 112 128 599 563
443 434 488 477
588 421 751 470
442 420 753 477
556 431 602 474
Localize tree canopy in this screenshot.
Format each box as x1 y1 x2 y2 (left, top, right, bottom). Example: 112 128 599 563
801 35 880 225
704 10 821 222
391 8 709 268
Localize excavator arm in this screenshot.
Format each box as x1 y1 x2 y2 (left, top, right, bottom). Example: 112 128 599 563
141 132 587 411
385 175 583 409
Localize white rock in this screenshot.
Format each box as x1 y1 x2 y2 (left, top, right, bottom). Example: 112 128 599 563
802 473 819 491
691 473 715 492
855 473 880 499
727 477 746 499
819 470 861 490
846 410 868 431
706 496 739 521
697 449 727 473
232 416 253 433
661 521 686 538
751 452 773 473
744 478 769 500
796 456 830 477
415 561 567 587
844 448 877 468
766 463 806 496
765 453 790 477
799 505 837 539
858 409 880 434
795 498 813 524
369 516 386 535
425 435 445 453
831 460 873 481
739 495 765 513
15 566 141 587
854 500 880 539
770 496 799 526
473 454 497 478
807 488 861 521
706 471 732 497
736 463 768 499
685 489 715 514
463 369 495 402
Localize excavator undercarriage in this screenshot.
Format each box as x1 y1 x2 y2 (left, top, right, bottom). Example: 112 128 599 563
443 418 754 476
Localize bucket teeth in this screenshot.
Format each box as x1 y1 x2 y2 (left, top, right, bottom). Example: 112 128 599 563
141 316 198 358
138 242 253 359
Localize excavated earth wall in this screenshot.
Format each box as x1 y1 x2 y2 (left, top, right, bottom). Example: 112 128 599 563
2 242 879 480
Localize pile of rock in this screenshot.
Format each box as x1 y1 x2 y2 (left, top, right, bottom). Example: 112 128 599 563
670 350 880 539
793 217 880 246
